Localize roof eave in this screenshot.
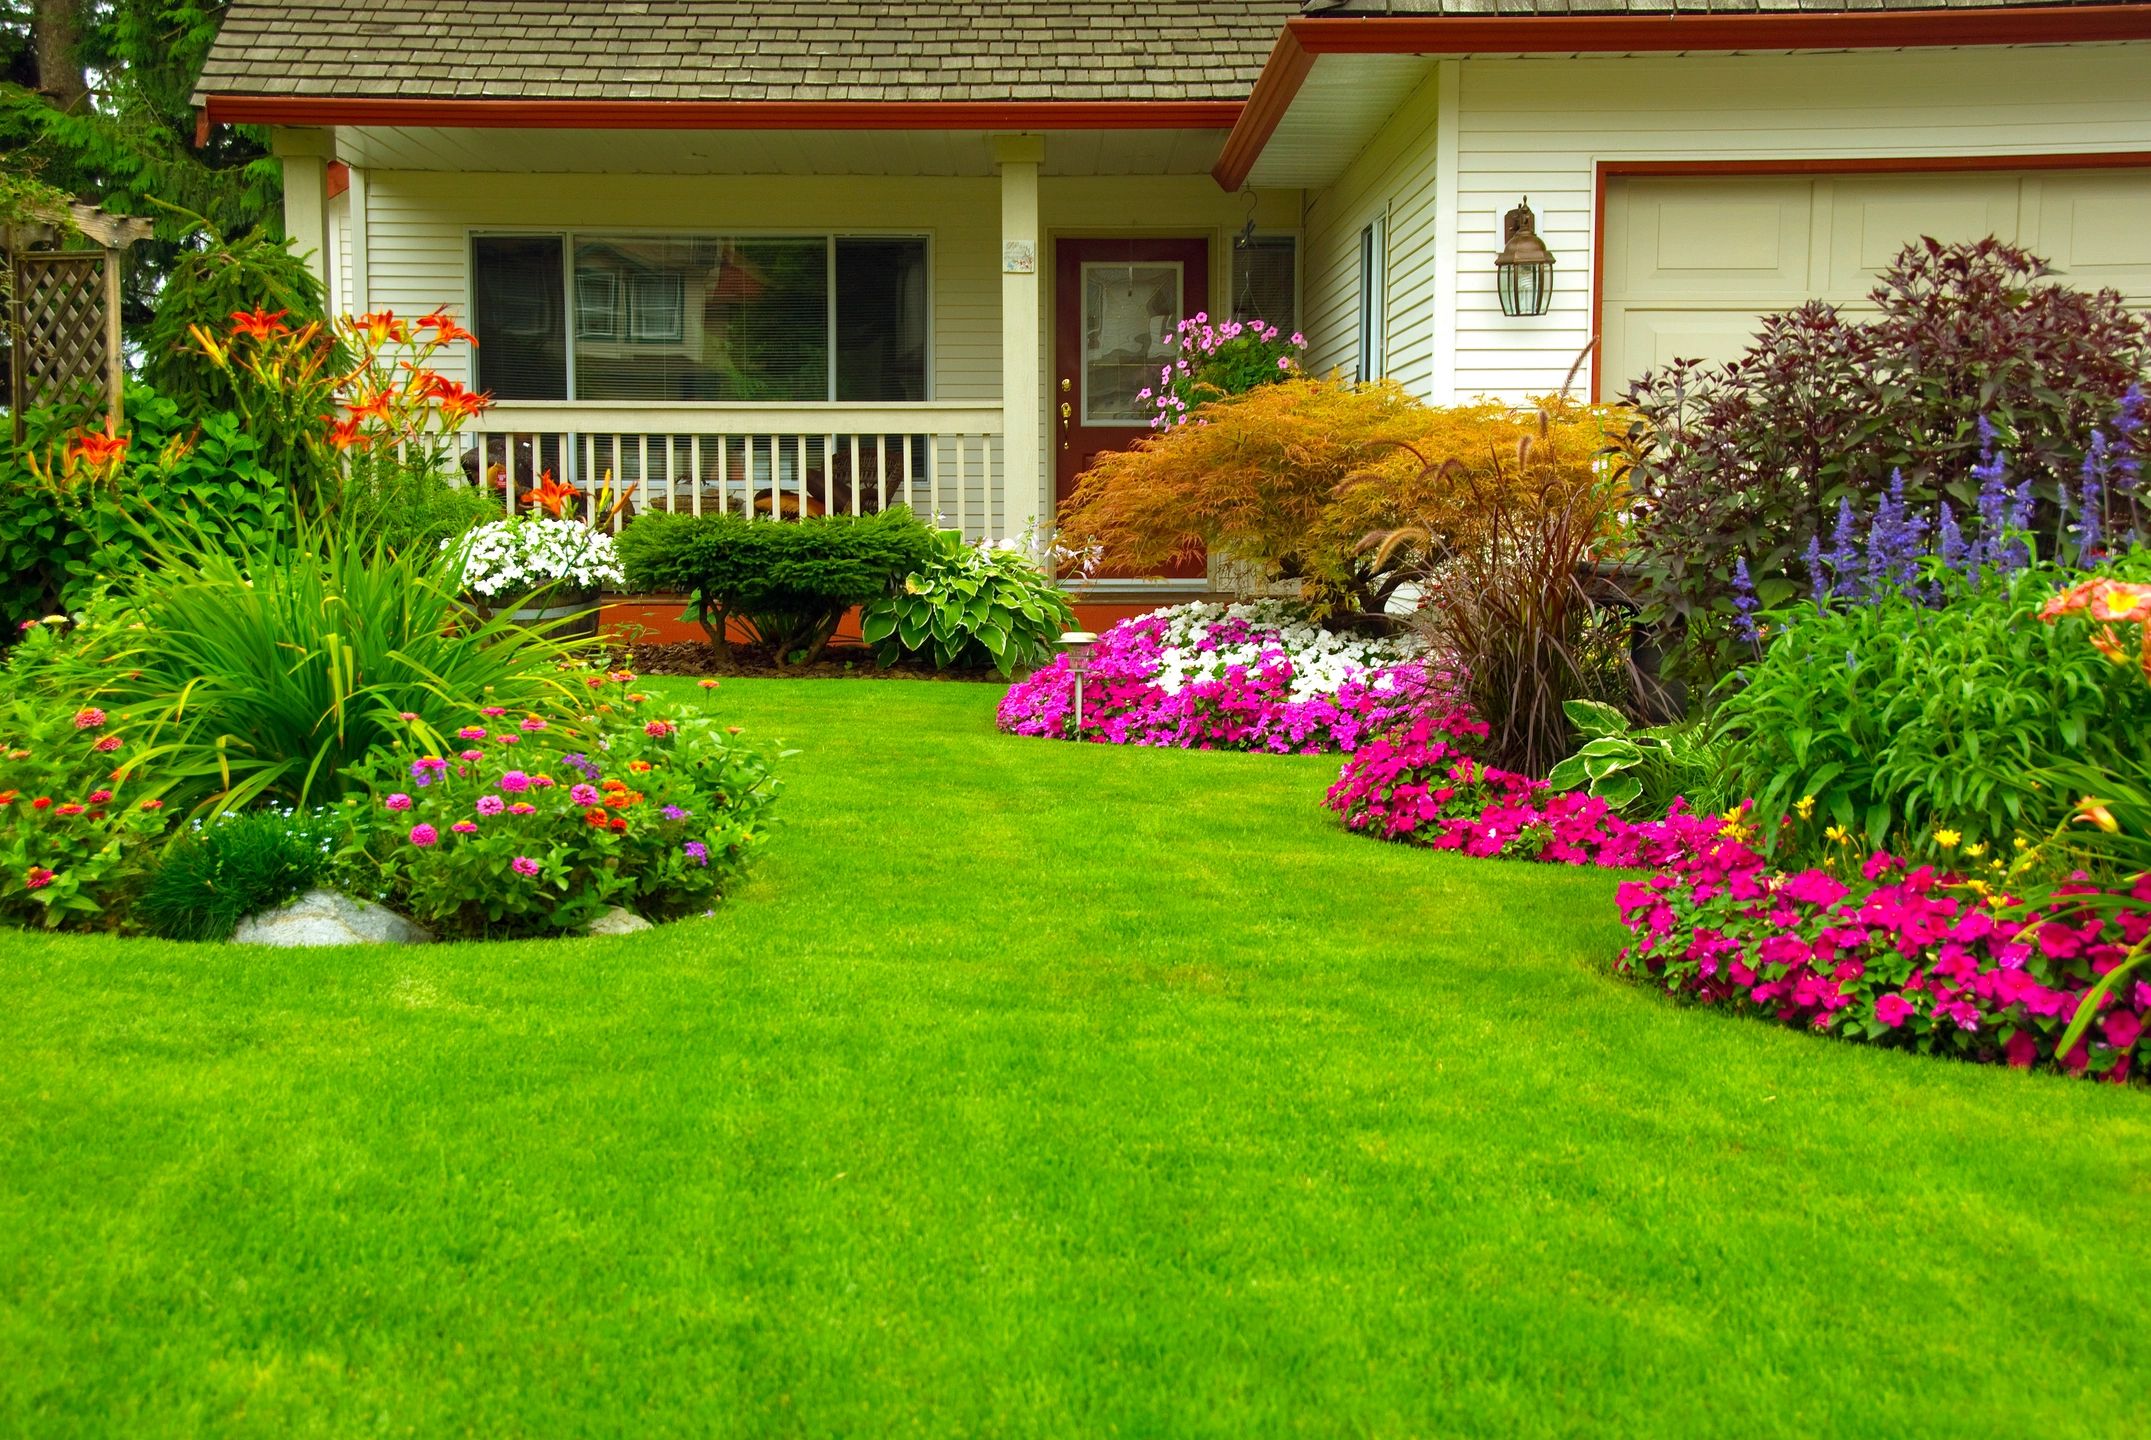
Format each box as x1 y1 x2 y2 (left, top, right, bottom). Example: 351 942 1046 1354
1213 3 2151 190
198 95 1246 134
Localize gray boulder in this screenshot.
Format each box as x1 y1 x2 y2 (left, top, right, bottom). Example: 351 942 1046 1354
585 906 654 936
231 889 434 947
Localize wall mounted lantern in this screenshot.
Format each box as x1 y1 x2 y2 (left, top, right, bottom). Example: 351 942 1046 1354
1495 197 1555 319
1059 631 1097 733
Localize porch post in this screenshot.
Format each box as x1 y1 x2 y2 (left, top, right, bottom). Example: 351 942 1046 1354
270 127 333 289
994 135 1046 544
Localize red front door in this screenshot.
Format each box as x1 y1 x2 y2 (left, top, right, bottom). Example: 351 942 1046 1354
1053 237 1211 579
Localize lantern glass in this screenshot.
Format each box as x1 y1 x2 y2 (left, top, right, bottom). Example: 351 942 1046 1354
1497 259 1553 318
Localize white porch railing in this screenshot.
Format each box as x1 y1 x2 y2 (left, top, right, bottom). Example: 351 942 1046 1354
461 401 1008 540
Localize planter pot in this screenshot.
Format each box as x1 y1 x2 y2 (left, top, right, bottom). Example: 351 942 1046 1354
474 588 602 639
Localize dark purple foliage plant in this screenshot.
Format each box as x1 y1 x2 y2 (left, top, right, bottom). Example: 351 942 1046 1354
1620 237 2151 682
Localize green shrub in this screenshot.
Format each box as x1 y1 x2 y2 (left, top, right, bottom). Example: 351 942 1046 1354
75 513 601 814
137 224 335 413
860 529 1075 676
340 456 501 557
139 809 330 942
1713 552 2151 862
616 507 936 665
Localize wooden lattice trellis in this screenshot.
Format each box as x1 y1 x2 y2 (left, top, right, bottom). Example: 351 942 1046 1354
3 202 153 441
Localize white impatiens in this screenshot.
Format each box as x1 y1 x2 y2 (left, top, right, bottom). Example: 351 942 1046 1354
449 516 626 600
1149 600 1424 703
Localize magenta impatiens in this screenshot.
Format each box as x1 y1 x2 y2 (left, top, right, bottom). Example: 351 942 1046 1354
1616 842 2151 1083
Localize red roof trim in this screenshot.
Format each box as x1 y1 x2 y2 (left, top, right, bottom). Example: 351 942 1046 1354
200 96 1244 132
1213 5 2151 189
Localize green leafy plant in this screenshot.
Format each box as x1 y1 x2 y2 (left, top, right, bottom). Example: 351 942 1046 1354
71 513 600 815
1713 554 2151 862
1545 700 1728 816
138 809 331 942
0 689 174 932
860 530 1075 676
616 507 937 666
137 223 334 412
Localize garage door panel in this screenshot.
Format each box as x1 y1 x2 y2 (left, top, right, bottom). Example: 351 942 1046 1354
1607 308 1793 387
1604 178 1811 302
1824 175 2022 294
1599 168 2151 400
2030 172 2151 302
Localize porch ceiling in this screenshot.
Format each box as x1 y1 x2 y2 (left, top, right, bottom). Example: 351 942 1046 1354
1242 54 1430 191
331 125 1231 177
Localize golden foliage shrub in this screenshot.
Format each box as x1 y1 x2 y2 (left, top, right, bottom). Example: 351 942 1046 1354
1056 377 1629 615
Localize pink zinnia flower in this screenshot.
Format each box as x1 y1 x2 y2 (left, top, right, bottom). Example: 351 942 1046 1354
73 708 105 729
25 866 56 889
520 716 547 732
457 727 487 740
482 706 506 717
451 821 478 834
510 856 540 877
498 770 532 792
475 794 505 816
385 792 413 811
570 783 600 805
459 749 483 762
644 719 675 738
508 802 536 815
92 735 121 752
399 711 419 722
409 824 439 846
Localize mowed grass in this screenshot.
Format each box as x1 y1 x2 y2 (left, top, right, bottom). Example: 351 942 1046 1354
4 677 2150 1437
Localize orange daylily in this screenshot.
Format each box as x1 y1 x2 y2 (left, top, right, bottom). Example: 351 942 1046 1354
351 310 409 345
67 431 129 469
229 307 290 341
346 391 394 424
525 471 581 517
423 375 492 422
2042 577 2151 681
419 308 478 345
326 416 369 450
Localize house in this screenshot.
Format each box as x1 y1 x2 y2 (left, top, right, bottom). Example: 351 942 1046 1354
195 0 2151 602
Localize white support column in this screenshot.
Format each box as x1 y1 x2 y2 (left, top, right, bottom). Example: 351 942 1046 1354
270 127 334 289
1427 60 1463 406
994 134 1046 545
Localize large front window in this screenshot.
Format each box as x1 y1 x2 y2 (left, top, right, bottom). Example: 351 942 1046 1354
471 233 930 403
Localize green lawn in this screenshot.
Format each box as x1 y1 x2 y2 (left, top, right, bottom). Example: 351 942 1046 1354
5 679 2148 1437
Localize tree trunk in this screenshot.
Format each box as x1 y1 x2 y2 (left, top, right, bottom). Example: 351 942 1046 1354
32 0 90 114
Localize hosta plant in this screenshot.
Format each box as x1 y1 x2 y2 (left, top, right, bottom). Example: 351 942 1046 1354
1545 700 1727 818
860 529 1075 676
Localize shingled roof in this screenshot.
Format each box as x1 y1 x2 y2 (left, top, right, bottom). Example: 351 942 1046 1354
195 0 1302 105
1301 1 2129 11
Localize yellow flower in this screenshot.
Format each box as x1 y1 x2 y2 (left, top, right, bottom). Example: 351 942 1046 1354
1963 841 1988 858
1933 828 1961 850
1794 795 1816 821
1824 824 1850 845
2014 835 2030 850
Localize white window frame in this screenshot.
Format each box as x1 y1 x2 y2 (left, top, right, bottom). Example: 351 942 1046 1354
628 272 686 344
574 270 618 341
1357 217 1386 383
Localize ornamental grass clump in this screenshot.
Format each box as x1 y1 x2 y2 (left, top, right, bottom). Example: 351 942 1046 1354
997 600 1448 753
138 809 332 942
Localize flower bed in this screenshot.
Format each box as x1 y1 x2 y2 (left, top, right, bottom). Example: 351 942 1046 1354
996 601 1449 753
1617 844 2150 1082
1325 710 1727 867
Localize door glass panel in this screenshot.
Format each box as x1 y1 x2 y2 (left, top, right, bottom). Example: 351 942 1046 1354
1080 261 1181 424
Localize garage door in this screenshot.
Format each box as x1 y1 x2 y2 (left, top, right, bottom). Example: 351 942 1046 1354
1599 168 2151 400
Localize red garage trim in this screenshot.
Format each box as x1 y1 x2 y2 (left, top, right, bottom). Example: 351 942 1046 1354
200 95 1245 132
1587 152 2151 398
1214 6 2151 189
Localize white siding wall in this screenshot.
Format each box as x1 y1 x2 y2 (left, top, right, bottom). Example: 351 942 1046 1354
1301 63 1446 391
1308 42 2151 405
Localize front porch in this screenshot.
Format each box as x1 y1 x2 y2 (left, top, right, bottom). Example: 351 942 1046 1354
275 126 1305 575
